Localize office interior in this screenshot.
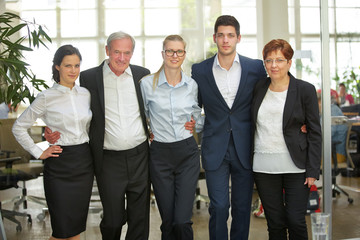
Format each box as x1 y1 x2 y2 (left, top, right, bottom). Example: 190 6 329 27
1 0 360 239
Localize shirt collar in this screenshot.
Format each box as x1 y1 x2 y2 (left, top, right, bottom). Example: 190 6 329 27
103 59 133 77
158 69 188 87
52 82 79 93
214 53 240 69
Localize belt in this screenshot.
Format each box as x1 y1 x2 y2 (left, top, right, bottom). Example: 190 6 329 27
103 140 148 157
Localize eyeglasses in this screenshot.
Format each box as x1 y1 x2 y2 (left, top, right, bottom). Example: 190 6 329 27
163 49 186 57
264 58 288 65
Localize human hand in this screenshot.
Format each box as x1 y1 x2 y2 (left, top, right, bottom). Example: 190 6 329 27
39 145 63 160
44 126 61 144
304 177 316 188
301 124 307 133
149 133 154 142
185 116 196 134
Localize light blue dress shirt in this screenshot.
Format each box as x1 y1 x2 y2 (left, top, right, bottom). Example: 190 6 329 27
140 70 204 143
0 102 9 119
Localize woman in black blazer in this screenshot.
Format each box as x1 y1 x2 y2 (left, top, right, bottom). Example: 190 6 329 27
251 39 322 240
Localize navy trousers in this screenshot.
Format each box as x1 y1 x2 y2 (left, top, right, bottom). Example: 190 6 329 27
205 136 254 240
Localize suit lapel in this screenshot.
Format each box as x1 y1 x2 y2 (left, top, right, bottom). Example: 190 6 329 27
97 62 106 114
253 78 270 124
283 73 297 128
130 65 149 138
232 54 248 109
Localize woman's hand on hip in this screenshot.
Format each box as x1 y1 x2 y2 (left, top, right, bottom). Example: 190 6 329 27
39 145 63 160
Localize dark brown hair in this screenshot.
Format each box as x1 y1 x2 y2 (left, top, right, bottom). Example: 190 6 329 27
214 15 240 36
52 45 82 83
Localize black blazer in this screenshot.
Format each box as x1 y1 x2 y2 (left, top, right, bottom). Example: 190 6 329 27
80 61 150 175
251 72 322 179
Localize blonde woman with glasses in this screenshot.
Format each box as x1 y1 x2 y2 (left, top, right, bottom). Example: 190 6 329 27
140 35 204 240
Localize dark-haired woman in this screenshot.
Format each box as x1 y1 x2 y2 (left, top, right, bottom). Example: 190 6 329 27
12 45 94 240
251 39 321 240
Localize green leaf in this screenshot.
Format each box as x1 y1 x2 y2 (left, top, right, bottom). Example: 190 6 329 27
0 11 51 105
6 23 27 37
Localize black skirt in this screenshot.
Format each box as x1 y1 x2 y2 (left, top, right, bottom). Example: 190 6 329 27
43 142 94 238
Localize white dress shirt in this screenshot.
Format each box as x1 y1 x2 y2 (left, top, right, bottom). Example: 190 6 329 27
12 83 92 159
103 60 147 150
212 54 241 109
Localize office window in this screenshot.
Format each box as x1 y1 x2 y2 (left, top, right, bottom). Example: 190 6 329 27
144 9 181 36
105 9 142 36
8 0 358 94
61 10 98 37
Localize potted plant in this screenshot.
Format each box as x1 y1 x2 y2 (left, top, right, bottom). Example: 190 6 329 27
0 11 51 107
333 67 360 104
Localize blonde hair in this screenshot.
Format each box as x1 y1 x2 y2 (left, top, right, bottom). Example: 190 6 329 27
152 35 186 90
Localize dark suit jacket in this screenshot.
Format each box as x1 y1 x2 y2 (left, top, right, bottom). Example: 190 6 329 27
251 72 322 179
80 61 150 175
191 54 267 171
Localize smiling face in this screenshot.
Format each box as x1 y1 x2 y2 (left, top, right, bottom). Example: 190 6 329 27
106 38 134 76
213 25 241 58
55 54 81 89
264 50 292 82
162 40 186 70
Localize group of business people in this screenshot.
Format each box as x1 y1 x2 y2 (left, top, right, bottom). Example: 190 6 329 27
11 14 321 240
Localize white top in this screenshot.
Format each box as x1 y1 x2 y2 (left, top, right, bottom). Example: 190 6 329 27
12 83 92 159
103 60 147 150
212 54 241 109
253 89 304 174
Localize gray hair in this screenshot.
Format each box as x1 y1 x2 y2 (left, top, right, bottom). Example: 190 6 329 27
106 31 136 52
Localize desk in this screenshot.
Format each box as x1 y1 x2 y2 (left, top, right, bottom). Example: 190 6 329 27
332 116 356 169
31 119 46 142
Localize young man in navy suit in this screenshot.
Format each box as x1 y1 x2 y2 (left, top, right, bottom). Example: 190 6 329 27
191 15 267 240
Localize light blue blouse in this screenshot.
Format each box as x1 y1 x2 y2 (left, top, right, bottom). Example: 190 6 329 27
140 70 204 143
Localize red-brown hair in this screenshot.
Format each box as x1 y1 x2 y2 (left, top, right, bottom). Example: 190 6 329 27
262 39 294 61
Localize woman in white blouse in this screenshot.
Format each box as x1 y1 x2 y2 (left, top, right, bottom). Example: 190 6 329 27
12 45 94 240
251 39 321 240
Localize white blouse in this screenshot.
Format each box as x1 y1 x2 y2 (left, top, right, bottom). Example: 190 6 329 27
12 83 92 159
253 89 304 174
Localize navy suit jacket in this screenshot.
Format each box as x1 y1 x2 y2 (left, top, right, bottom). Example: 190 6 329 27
191 54 267 171
251 73 322 179
80 61 150 175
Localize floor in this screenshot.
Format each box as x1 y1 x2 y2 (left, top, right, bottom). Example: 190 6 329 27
1 173 360 240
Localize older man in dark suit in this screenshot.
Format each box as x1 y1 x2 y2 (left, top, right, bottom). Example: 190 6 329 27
46 31 151 240
191 15 266 240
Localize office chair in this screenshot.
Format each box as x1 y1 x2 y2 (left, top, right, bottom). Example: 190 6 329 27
195 165 209 209
0 119 48 221
331 141 354 203
193 132 210 209
338 117 360 177
0 156 32 232
0 209 6 240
